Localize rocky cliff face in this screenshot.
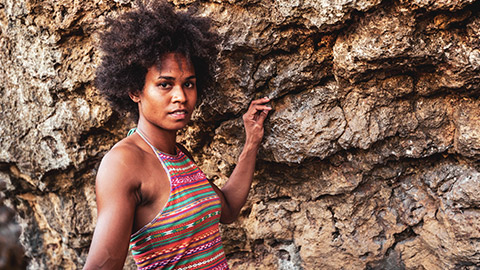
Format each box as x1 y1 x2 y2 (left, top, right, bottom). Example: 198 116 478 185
0 180 26 270
1 0 479 269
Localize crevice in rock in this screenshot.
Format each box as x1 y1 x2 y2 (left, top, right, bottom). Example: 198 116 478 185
239 205 252 218
337 101 350 140
366 225 419 270
413 0 480 33
225 250 251 260
366 249 406 270
57 25 85 45
393 226 418 244
40 165 78 193
0 163 37 194
312 192 347 202
454 261 480 268
270 75 337 105
17 127 32 142
457 206 480 212
67 81 90 99
264 195 292 203
327 206 341 242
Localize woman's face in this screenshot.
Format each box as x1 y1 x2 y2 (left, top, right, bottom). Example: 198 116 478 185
134 53 197 131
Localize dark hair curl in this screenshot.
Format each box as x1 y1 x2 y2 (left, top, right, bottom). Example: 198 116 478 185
95 1 219 120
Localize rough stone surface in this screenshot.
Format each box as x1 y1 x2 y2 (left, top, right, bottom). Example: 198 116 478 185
0 177 27 269
1 0 480 269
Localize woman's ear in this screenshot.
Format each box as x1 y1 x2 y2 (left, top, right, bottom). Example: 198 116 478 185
129 91 141 103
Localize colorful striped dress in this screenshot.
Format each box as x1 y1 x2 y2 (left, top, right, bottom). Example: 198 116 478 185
130 131 229 270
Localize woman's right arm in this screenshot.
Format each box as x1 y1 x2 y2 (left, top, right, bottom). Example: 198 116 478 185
83 148 138 270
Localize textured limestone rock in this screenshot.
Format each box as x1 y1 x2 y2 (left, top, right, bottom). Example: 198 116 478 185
454 99 480 157
1 0 480 269
399 0 476 10
0 178 27 270
262 80 346 163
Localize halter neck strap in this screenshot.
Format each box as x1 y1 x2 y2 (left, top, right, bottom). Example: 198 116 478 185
134 128 178 156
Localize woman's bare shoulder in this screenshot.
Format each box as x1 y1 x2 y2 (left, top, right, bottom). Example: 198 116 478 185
96 136 147 190
107 137 145 162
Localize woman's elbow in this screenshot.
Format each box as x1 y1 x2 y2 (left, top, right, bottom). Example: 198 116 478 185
219 209 240 224
220 216 237 224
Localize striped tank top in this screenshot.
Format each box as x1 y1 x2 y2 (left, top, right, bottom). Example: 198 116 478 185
129 130 229 270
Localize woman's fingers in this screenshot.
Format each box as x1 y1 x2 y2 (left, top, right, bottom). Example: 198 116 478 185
245 104 271 122
242 97 272 145
250 97 270 106
252 105 272 112
247 97 271 118
244 98 272 126
250 106 271 119
255 107 270 125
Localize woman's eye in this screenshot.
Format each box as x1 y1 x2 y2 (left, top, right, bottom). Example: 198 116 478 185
158 82 170 88
184 82 195 88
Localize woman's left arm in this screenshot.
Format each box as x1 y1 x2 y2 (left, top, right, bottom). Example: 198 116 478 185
212 97 271 223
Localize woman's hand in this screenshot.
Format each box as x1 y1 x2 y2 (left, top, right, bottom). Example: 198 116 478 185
211 97 271 223
242 97 272 148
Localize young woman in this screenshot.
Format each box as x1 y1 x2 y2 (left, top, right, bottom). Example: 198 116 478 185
84 2 271 269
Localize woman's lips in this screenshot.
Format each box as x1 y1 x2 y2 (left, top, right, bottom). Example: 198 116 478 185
169 109 188 119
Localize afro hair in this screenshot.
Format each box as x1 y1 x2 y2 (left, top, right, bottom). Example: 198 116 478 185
95 1 220 120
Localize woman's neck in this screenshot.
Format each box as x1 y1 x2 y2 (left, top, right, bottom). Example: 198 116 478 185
136 121 177 155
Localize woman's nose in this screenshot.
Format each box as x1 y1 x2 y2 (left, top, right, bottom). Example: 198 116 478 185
171 85 186 103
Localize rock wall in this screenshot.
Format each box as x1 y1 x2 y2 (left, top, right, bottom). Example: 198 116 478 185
0 180 27 270
1 0 479 269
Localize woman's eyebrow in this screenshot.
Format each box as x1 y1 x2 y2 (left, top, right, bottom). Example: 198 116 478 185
157 75 196 80
157 76 175 80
